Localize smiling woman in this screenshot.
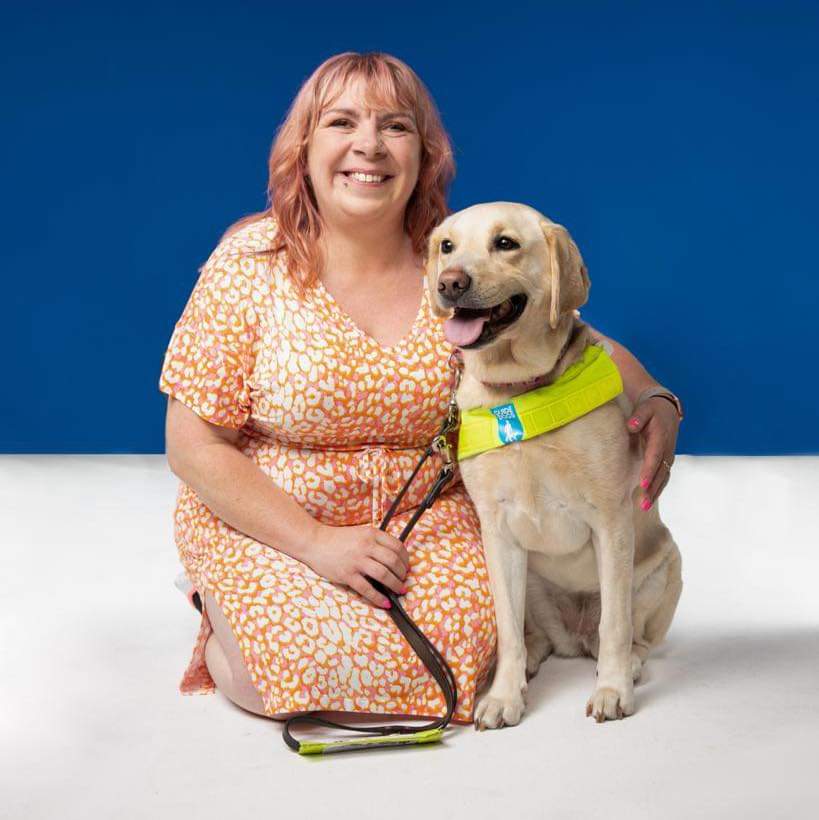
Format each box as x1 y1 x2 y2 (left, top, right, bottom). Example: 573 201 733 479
160 53 498 732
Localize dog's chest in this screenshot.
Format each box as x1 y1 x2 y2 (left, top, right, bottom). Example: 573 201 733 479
502 493 591 558
461 445 592 557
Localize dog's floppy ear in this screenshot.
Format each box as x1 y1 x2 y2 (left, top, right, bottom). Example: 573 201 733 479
425 226 451 318
540 220 590 329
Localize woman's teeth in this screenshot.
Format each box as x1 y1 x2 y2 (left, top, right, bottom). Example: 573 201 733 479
345 172 388 183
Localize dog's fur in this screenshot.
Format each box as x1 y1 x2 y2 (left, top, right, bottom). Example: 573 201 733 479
426 203 682 727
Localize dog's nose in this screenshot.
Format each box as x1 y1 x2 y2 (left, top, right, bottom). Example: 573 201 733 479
437 268 472 302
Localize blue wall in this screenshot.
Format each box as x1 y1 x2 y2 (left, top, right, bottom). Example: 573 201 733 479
3 1 817 453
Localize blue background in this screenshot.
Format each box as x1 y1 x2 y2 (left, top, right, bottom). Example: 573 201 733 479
3 1 817 454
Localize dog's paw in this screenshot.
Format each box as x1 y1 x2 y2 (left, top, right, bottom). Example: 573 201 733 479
524 632 551 680
474 687 526 730
585 684 635 723
630 653 643 682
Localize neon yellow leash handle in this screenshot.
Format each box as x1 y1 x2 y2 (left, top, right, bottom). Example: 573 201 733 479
298 728 444 756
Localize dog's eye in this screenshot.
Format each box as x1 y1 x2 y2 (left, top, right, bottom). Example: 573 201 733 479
494 235 520 251
441 239 454 254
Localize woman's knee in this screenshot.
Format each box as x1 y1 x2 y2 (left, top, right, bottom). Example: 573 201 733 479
202 591 267 716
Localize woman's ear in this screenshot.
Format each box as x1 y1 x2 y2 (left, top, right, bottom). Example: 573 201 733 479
425 228 450 318
540 220 590 329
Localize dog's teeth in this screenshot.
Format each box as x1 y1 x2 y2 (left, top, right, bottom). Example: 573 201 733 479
494 300 512 319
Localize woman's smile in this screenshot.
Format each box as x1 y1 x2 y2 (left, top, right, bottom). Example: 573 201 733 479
338 169 395 188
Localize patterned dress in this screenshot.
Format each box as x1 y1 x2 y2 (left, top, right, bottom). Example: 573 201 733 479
158 217 497 722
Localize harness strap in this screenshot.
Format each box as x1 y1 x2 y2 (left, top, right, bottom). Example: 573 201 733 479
457 344 623 460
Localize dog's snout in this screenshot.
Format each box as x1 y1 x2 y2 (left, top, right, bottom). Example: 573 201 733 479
437 268 472 302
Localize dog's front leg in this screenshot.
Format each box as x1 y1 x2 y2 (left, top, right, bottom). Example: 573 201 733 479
587 515 636 722
474 522 528 730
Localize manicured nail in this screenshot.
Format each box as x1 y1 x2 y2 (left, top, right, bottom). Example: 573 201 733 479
400 587 409 595
640 478 649 489
628 417 639 427
640 498 652 511
382 599 392 609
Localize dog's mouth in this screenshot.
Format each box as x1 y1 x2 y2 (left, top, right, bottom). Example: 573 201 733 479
443 294 528 349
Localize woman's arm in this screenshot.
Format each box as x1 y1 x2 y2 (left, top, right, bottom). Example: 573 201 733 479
586 324 681 508
588 328 657 405
164 397 407 608
165 396 321 561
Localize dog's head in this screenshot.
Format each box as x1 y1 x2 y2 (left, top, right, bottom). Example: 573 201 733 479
425 202 590 350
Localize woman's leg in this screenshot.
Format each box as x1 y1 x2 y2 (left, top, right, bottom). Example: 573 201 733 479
202 590 448 724
203 589 268 716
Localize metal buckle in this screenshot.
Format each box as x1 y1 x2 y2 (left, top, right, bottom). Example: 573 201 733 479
431 434 454 472
437 349 463 440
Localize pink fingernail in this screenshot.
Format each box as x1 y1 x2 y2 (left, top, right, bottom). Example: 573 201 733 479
640 498 652 511
640 478 649 489
382 599 392 609
628 417 639 427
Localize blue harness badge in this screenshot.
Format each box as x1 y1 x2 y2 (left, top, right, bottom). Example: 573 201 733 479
490 403 524 444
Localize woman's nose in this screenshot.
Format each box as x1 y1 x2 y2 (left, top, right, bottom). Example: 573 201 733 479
353 123 386 157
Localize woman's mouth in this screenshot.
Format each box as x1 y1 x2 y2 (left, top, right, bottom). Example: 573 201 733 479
339 171 394 187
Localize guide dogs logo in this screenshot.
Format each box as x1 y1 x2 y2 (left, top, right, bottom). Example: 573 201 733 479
490 403 524 445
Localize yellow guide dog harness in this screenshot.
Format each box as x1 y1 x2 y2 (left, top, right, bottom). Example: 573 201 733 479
457 344 623 460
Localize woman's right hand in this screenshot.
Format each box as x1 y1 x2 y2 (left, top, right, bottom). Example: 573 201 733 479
305 524 410 609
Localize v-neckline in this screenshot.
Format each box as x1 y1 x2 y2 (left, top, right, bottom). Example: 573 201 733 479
314 276 427 353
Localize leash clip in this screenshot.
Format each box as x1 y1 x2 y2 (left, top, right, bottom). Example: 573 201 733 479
437 349 463 440
431 434 455 471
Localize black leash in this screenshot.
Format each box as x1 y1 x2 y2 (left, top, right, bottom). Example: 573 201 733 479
282 355 463 755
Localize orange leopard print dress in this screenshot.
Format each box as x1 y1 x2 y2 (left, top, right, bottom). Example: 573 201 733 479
159 217 497 722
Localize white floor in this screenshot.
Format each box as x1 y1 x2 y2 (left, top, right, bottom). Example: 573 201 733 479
2 455 818 820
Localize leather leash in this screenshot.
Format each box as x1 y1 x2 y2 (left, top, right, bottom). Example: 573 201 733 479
283 353 464 755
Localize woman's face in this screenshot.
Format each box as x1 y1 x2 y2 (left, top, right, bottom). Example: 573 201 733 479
306 77 422 231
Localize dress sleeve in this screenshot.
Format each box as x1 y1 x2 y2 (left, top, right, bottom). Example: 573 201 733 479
159 245 261 429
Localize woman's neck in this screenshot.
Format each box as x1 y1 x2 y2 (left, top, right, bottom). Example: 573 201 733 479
320 219 418 286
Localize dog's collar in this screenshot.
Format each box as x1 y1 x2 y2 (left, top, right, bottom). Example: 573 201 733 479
478 323 579 392
457 344 623 461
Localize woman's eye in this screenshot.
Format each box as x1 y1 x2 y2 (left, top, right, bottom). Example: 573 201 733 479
441 239 454 254
386 122 408 132
494 235 520 251
329 118 352 127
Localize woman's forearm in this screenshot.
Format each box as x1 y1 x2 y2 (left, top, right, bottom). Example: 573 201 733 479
169 440 321 565
587 324 658 405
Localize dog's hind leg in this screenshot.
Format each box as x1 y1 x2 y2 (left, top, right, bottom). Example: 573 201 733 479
524 579 550 679
524 575 583 679
630 546 683 680
641 547 683 648
524 626 552 681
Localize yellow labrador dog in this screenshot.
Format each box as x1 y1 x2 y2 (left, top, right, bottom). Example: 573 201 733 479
426 202 682 728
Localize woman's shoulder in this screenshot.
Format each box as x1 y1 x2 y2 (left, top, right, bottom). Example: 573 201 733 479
200 214 286 295
210 214 280 265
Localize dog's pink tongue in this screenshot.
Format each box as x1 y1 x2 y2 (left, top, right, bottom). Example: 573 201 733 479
444 315 488 347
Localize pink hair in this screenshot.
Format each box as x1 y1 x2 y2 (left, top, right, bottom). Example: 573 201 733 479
222 52 456 292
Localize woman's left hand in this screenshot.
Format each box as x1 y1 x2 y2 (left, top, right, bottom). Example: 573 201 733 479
626 397 680 509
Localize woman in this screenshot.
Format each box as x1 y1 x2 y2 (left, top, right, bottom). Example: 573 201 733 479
159 52 681 724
